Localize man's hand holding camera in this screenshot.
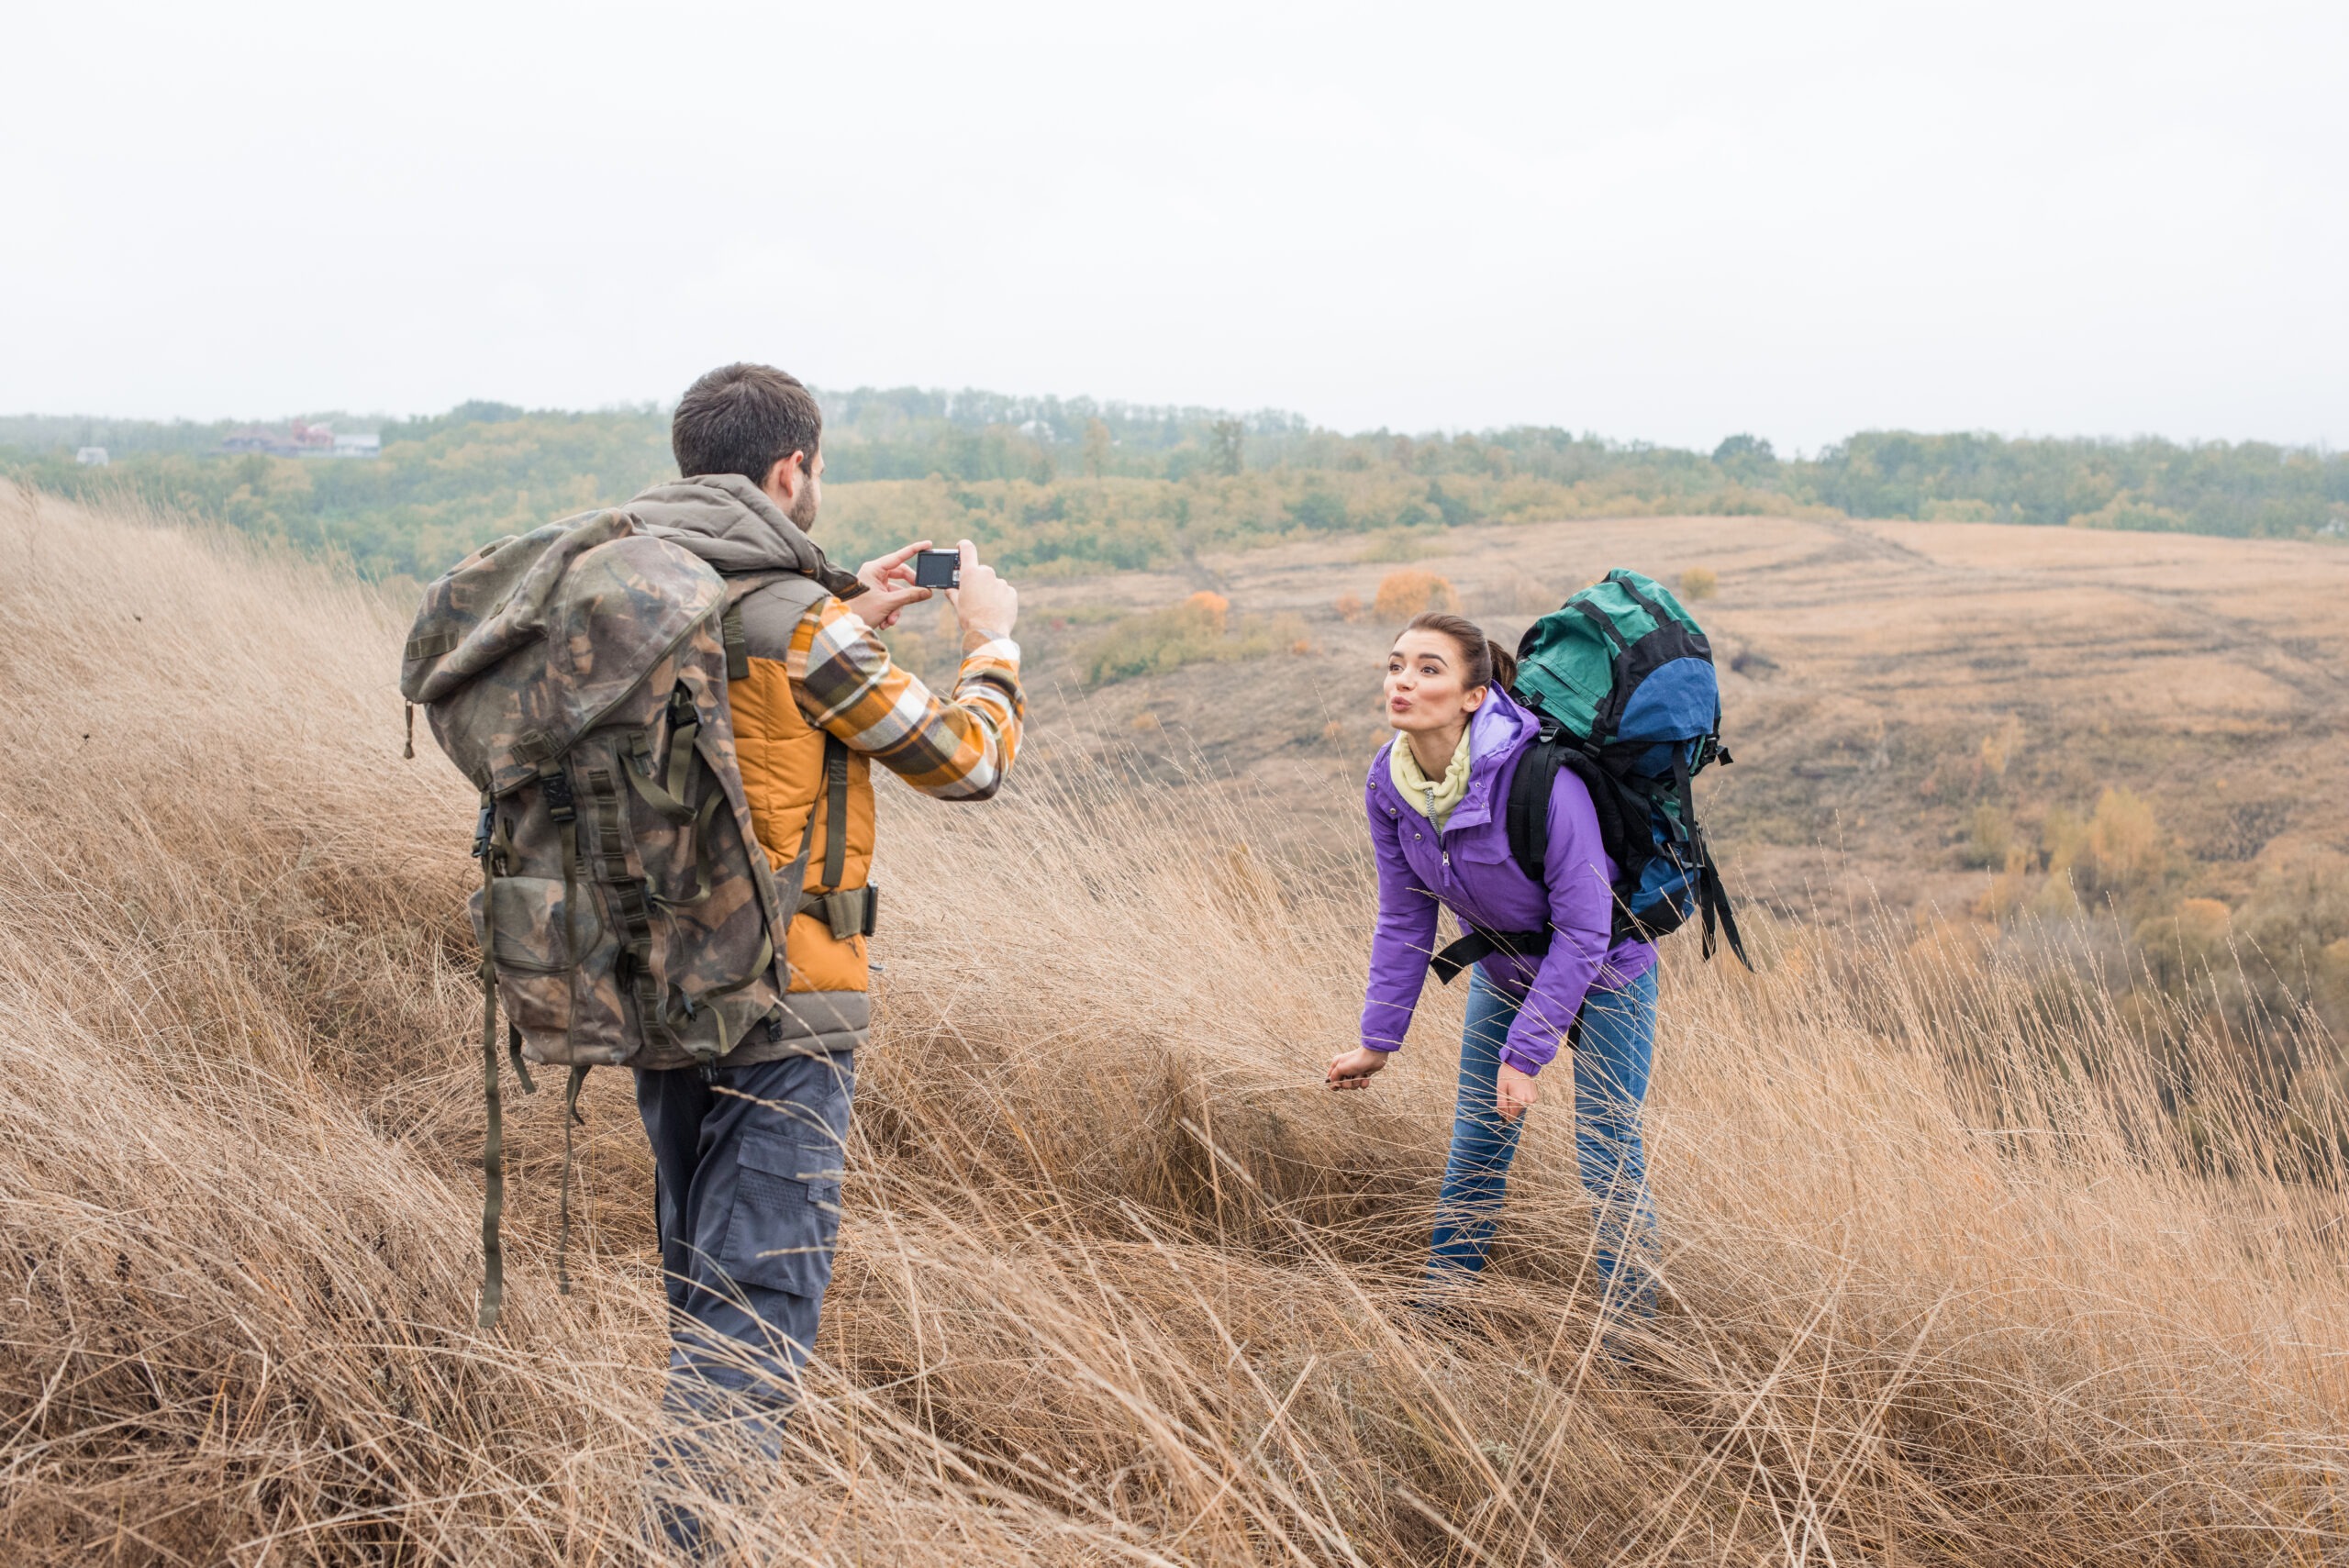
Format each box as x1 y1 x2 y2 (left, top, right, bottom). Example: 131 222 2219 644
854 538 1017 643
946 539 1018 642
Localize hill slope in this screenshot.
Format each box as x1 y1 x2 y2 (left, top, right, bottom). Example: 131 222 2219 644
1 486 2343 1564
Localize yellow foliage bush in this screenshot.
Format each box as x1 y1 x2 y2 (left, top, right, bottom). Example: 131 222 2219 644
1678 566 1718 600
1373 568 1461 623
2042 788 2167 908
1976 715 2023 783
1332 592 1364 623
2085 787 2166 895
1963 804 2014 870
1076 594 1304 685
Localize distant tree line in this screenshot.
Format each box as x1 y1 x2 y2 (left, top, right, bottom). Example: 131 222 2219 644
5 392 2342 584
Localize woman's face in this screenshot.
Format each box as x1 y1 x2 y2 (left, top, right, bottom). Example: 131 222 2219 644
1385 628 1486 735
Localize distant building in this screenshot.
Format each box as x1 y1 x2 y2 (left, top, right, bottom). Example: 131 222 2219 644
220 419 377 459
75 447 108 466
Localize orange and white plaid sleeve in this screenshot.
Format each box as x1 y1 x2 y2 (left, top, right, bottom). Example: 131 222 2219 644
784 597 1022 799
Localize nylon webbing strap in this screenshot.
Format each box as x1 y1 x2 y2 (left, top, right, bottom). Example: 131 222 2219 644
624 708 700 822
722 606 750 682
555 1064 587 1296
474 800 534 1329
666 715 698 805
506 1025 536 1095
1430 925 1552 985
477 843 507 1329
653 787 728 909
1571 598 1627 651
821 733 849 891
801 885 877 941
1609 572 1676 632
585 764 671 1051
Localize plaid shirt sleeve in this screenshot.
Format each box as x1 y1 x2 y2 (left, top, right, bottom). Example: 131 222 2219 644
785 597 1023 798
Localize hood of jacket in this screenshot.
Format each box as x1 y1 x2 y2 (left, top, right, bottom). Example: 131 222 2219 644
1372 684 1541 837
625 473 863 596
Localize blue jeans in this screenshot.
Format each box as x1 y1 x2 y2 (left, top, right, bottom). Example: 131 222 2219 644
1428 965 1659 1314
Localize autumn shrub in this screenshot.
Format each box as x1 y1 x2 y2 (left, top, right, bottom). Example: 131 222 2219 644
1677 565 1718 599
2046 786 2170 911
1963 802 2015 869
1075 590 1293 685
1371 568 1460 623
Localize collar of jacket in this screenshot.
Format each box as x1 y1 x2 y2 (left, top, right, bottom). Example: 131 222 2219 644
1371 685 1538 834
625 473 864 599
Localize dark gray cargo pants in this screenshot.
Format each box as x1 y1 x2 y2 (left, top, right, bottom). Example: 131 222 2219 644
634 1050 854 1414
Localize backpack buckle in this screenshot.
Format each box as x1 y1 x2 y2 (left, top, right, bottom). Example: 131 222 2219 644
539 764 576 823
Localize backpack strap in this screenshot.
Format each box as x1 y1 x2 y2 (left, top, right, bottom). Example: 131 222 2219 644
820 732 849 890
778 731 877 942
1504 732 1634 892
1504 730 1566 887
719 571 829 682
473 795 540 1331
1431 925 1551 985
553 1063 588 1298
1606 570 1678 631
1671 747 1753 970
798 732 878 940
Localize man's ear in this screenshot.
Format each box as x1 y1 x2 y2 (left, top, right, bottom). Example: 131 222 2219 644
762 452 807 506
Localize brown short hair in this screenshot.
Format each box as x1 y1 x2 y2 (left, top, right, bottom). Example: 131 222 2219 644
672 363 823 484
1402 611 1518 692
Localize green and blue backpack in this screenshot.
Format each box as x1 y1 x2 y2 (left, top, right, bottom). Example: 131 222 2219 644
1506 569 1749 967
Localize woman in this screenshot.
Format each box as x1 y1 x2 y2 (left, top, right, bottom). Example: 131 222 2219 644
1328 612 1660 1314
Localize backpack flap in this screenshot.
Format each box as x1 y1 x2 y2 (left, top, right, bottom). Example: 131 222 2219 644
403 515 728 797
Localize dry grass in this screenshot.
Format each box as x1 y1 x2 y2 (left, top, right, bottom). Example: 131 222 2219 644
2 484 2345 1564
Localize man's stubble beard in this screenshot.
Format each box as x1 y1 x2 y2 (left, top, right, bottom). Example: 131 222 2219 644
787 483 819 534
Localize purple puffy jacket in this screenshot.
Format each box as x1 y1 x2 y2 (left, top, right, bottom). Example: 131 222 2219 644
1362 685 1655 1075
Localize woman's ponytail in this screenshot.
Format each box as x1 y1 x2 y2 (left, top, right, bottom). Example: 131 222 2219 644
1486 638 1518 695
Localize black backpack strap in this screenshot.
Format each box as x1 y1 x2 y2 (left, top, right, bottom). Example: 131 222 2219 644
1607 571 1677 630
1431 925 1552 985
1505 730 1567 886
1507 730 1636 892
1668 747 1753 970
1698 857 1751 969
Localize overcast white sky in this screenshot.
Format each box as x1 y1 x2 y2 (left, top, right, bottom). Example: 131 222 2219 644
7 0 2344 451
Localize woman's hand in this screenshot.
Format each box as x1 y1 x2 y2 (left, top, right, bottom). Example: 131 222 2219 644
1496 1062 1540 1121
1327 1047 1390 1092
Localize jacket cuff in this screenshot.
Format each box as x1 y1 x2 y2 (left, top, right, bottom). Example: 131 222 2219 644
963 632 1021 665
1363 1040 1401 1053
1498 1043 1552 1076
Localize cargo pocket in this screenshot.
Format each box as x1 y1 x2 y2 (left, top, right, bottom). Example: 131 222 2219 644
467 876 580 1033
721 1128 844 1299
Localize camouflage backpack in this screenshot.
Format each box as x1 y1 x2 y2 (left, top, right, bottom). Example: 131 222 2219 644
399 508 829 1326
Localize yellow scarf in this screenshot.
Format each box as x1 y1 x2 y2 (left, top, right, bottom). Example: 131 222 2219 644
1389 727 1474 830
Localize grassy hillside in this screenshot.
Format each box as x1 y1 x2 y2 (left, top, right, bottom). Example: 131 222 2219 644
999 515 2349 1115
6 394 2343 585
2 484 2343 1563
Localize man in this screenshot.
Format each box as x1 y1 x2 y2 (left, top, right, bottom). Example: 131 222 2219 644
621 362 1021 1433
